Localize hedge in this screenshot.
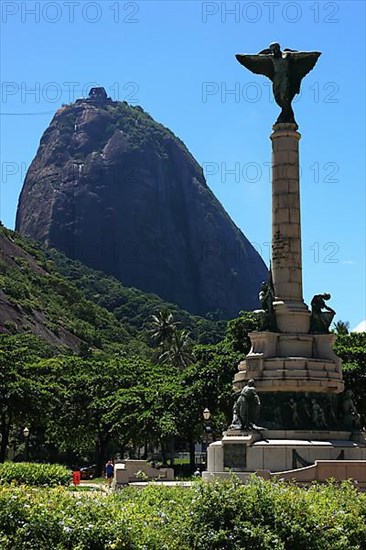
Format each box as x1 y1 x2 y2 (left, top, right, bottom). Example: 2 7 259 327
0 477 365 549
0 462 71 487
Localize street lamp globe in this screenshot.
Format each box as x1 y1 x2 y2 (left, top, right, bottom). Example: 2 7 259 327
203 408 211 421
23 427 30 438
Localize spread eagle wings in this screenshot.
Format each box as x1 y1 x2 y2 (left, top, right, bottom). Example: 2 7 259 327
288 51 321 93
236 50 321 92
235 53 274 81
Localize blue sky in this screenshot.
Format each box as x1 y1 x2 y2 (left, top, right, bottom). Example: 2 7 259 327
1 0 365 328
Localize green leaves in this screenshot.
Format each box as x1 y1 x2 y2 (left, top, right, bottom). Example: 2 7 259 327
150 309 178 350
1 480 365 549
225 311 261 354
159 329 195 370
0 463 71 487
0 334 57 462
335 332 366 423
185 478 366 550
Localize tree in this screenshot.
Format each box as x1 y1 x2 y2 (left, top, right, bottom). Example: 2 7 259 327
172 341 242 470
44 355 151 475
335 332 366 424
150 309 178 352
159 330 194 370
333 320 350 335
0 334 56 462
225 311 260 354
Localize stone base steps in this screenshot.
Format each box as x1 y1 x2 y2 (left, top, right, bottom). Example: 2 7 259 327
260 369 339 379
265 358 337 371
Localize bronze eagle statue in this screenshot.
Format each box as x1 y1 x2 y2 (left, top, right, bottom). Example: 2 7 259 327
236 43 321 125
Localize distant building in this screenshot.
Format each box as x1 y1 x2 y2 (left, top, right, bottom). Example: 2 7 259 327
75 87 113 106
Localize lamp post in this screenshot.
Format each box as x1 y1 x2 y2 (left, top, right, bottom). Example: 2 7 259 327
202 408 212 468
23 427 30 462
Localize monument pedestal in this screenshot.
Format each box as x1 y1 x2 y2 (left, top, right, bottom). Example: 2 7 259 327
203 430 366 487
234 331 344 395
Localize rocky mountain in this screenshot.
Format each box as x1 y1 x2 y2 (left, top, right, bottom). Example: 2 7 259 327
16 88 267 318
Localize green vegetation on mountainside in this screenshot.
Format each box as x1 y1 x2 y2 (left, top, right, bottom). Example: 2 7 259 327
0 226 225 352
44 246 226 344
0 227 141 354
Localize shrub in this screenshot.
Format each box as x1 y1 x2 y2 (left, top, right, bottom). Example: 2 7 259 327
0 484 188 550
0 478 366 549
185 477 366 550
0 485 134 550
0 463 71 487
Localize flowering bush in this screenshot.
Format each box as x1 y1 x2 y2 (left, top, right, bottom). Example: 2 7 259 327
0 485 133 549
0 484 188 549
0 463 71 487
0 477 365 549
184 477 366 550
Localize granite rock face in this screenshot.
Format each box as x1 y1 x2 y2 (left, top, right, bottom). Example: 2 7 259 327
16 89 267 318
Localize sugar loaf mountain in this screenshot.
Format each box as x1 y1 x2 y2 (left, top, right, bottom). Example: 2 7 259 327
16 88 267 318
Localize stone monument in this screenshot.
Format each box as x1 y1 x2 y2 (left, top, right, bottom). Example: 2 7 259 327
203 44 366 486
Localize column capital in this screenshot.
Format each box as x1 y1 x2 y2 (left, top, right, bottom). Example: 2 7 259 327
271 123 301 141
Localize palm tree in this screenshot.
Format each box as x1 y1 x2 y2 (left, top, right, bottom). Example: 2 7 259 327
159 329 194 370
150 309 178 352
333 320 350 335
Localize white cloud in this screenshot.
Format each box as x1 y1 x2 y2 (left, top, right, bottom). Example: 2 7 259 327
351 320 366 333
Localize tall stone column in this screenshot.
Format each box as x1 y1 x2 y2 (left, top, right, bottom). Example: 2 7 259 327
229 43 346 444
270 123 310 334
233 121 344 394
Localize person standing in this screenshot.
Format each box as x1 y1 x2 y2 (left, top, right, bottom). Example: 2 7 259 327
105 459 114 488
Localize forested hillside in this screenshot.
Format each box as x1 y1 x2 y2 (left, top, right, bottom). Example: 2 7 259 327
0 226 225 354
